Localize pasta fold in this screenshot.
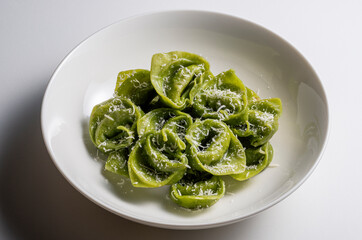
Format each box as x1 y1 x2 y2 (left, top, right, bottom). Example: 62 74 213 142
89 97 143 153
185 119 246 175
150 51 212 110
128 131 188 188
170 172 225 209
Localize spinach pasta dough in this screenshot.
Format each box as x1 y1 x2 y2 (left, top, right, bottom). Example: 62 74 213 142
150 51 213 110
128 131 188 188
114 69 156 108
185 119 246 176
231 88 282 147
89 97 143 153
88 51 282 210
137 108 193 142
105 148 130 178
170 172 225 209
231 142 273 181
192 69 248 124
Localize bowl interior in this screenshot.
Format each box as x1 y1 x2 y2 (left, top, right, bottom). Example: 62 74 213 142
41 11 328 229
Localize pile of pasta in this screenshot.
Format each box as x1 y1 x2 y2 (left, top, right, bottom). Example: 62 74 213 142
89 51 282 209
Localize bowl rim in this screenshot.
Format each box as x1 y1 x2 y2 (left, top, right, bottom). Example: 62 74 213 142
41 9 330 230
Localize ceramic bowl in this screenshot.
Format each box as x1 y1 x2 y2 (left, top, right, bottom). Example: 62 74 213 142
41 10 329 229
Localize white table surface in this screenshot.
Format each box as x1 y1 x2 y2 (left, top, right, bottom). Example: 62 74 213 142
0 0 361 239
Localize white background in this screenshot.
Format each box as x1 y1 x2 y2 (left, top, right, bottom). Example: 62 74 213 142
0 0 361 239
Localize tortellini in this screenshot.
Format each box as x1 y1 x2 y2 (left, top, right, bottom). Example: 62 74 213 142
89 51 282 210
231 88 282 147
193 69 248 124
170 172 225 209
105 148 130 178
128 131 188 188
89 97 143 153
231 142 273 181
151 51 213 110
186 119 246 175
114 69 156 108
137 108 192 142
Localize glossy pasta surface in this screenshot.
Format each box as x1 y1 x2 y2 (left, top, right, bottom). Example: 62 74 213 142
89 51 282 209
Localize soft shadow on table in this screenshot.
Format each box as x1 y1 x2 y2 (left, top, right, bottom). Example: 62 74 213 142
0 84 260 240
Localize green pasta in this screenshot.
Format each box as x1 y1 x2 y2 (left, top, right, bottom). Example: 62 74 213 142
150 51 213 110
114 69 156 108
231 88 282 147
89 97 143 153
137 108 192 141
170 172 225 209
89 51 282 210
105 148 130 177
193 69 248 125
185 119 246 176
231 142 273 181
128 131 188 188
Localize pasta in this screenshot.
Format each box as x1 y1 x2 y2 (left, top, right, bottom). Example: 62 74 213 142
170 172 225 209
192 69 248 124
89 51 282 209
231 142 273 181
114 69 156 107
150 51 213 110
231 87 282 147
128 131 188 188
185 119 246 176
89 97 143 153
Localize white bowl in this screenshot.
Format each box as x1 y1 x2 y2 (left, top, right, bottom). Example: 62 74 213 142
41 10 329 229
